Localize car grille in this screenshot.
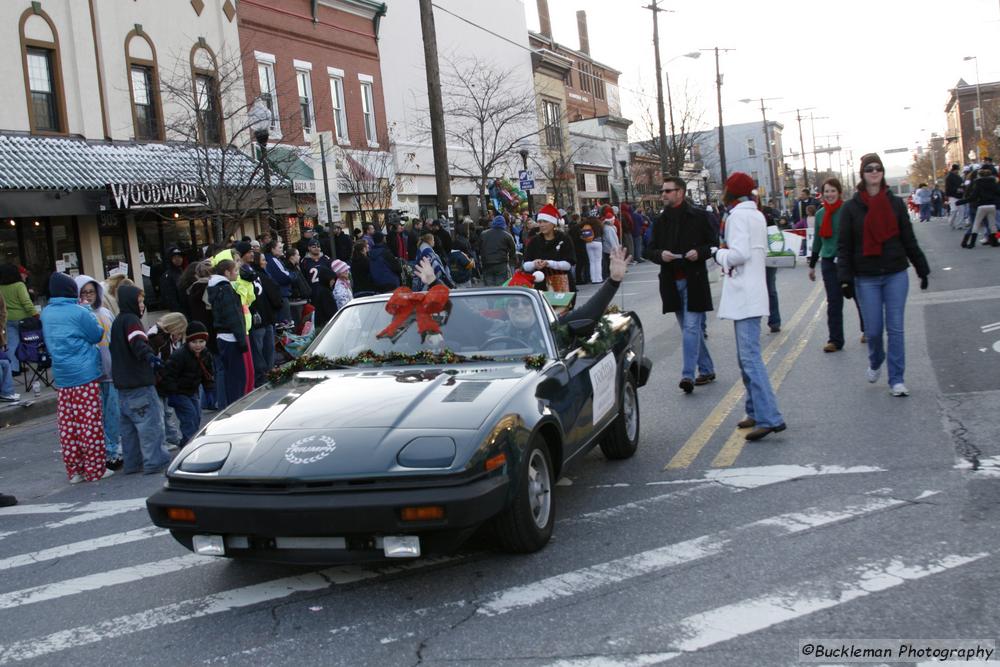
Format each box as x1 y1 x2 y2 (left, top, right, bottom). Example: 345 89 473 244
166 471 484 495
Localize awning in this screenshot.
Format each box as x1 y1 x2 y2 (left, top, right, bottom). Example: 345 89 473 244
0 133 282 191
265 146 314 182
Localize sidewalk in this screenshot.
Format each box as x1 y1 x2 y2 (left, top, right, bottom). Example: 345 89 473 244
0 374 58 428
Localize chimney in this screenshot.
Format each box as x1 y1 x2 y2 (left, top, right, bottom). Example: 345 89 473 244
576 10 590 55
537 0 552 38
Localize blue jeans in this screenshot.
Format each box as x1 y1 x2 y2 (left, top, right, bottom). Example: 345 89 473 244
6 322 19 373
118 385 170 474
100 382 121 460
250 325 275 387
167 393 202 445
632 235 643 262
162 397 183 445
734 317 784 428
855 270 908 386
765 267 781 329
0 357 14 396
217 339 247 408
674 279 714 380
919 202 931 222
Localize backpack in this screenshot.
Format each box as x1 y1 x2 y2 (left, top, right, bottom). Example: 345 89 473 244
15 316 51 369
448 250 473 284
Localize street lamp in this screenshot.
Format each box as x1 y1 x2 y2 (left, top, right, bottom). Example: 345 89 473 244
663 51 701 175
619 159 630 202
964 56 984 154
248 98 278 237
739 96 781 206
518 148 534 216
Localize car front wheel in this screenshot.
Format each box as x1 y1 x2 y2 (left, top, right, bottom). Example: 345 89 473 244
600 374 639 460
494 437 555 553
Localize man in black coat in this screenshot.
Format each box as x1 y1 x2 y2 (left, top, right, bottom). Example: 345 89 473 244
159 247 186 314
944 163 965 229
332 223 353 262
643 176 718 393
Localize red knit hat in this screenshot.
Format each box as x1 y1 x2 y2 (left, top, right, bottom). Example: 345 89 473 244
724 172 756 198
536 203 560 225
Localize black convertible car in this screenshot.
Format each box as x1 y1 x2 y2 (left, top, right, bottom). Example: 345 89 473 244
147 284 651 563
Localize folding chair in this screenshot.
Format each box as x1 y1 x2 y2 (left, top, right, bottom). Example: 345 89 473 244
14 316 53 392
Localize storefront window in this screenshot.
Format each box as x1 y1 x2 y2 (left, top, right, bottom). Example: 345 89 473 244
191 218 211 257
0 221 21 267
99 214 129 279
51 218 80 277
22 220 51 297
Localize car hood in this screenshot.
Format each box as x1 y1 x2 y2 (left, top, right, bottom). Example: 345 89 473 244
202 364 536 436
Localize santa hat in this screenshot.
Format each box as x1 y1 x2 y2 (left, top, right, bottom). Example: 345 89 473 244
505 269 546 288
330 259 350 276
724 172 756 198
537 203 560 225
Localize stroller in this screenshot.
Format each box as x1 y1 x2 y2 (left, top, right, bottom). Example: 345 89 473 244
15 316 53 392
275 304 316 361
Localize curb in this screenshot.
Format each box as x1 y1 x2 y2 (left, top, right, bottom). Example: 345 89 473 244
0 394 57 428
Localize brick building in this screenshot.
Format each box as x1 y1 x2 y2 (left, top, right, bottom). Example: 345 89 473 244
944 78 1000 166
237 0 390 230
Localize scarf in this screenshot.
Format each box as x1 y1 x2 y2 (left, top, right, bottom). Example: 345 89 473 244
818 199 842 238
859 186 898 256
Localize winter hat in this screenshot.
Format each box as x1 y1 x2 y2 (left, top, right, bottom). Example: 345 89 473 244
330 259 350 276
858 153 886 188
186 320 209 342
491 214 507 229
233 240 253 257
167 246 184 259
307 237 321 247
602 205 614 220
536 203 560 225
505 269 546 288
724 172 756 198
48 271 78 299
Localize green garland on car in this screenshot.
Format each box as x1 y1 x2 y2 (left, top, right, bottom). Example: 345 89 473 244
550 314 621 358
267 350 496 385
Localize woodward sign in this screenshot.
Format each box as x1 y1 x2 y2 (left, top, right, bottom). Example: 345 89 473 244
107 182 208 210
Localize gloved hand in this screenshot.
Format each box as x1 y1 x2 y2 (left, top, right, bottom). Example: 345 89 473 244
149 355 164 370
840 282 854 300
252 313 262 327
920 275 929 290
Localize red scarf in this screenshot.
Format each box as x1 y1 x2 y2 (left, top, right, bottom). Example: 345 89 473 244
818 199 842 238
859 186 898 256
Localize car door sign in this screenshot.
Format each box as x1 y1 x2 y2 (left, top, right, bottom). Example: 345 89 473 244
285 435 337 464
589 353 617 425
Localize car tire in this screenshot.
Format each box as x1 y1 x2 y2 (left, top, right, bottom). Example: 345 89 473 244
600 373 640 460
494 436 555 553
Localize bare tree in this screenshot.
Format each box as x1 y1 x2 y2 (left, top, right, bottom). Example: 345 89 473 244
633 80 706 177
529 140 591 211
433 56 542 211
157 44 291 243
337 132 413 230
907 136 947 187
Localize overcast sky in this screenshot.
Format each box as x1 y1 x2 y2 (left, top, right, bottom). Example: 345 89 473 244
522 0 1000 178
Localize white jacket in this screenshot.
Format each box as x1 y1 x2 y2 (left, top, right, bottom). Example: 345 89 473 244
714 200 769 320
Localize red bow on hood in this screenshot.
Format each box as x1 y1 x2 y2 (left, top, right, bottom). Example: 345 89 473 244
376 285 451 341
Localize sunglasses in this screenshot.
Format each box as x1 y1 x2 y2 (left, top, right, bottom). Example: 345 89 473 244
661 188 680 193
863 165 884 173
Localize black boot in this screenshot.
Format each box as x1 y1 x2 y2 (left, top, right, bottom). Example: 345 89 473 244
990 234 1000 247
961 233 973 248
967 233 978 248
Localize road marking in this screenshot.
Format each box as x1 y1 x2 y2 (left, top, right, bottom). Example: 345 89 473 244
665 282 823 470
0 554 216 609
711 302 824 467
0 498 147 517
659 551 988 655
980 321 1000 333
0 527 166 572
590 464 885 490
477 493 917 617
0 556 460 665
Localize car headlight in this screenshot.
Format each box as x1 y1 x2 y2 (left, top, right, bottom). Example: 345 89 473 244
397 437 456 468
178 442 232 473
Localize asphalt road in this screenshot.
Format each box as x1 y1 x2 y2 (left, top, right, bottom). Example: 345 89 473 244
1 217 999 667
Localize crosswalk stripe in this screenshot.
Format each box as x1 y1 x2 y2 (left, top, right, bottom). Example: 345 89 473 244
476 494 916 617
544 654 681 666
665 281 824 470
0 555 459 665
0 554 215 609
711 302 824 467
660 551 988 655
0 498 147 517
0 527 166 572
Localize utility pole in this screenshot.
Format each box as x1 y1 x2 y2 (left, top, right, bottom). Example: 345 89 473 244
796 108 809 191
644 1 671 177
419 0 452 220
700 47 733 185
758 99 778 207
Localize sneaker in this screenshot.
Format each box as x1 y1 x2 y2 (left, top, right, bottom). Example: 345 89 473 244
68 474 84 485
106 457 123 471
679 378 694 394
694 373 716 386
890 383 910 397
0 393 19 402
866 367 880 384
822 342 841 353
99 468 115 480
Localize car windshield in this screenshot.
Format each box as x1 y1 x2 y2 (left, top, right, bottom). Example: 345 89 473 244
310 292 549 362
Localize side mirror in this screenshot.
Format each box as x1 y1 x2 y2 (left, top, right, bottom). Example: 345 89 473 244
535 367 569 399
566 318 596 337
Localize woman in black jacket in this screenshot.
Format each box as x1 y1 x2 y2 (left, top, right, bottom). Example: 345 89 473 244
250 252 283 386
350 240 376 296
837 153 930 397
206 260 247 409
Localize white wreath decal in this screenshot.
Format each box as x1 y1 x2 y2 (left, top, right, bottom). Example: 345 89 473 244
284 435 337 465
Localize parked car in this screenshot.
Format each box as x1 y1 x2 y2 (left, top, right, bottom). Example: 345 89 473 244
147 286 651 563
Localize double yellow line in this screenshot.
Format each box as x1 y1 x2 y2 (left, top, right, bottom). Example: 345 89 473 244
664 281 825 470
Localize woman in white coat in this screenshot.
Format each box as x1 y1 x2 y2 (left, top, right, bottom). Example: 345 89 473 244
712 172 786 441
